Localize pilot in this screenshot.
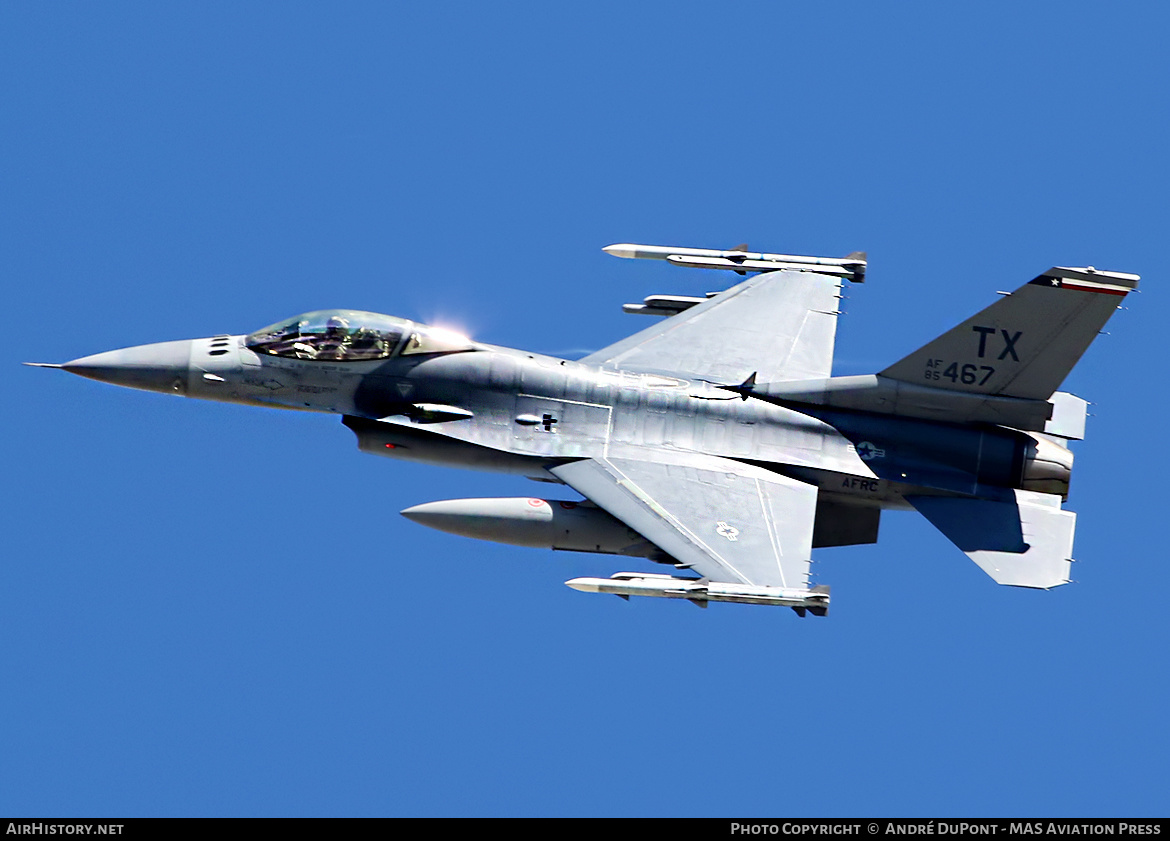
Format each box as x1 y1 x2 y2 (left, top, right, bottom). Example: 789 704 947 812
349 326 388 359
318 315 351 359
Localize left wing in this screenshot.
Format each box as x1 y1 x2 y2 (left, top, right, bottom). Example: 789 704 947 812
550 454 826 609
579 270 843 384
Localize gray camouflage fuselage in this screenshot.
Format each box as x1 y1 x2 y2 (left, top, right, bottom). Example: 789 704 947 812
130 332 1052 522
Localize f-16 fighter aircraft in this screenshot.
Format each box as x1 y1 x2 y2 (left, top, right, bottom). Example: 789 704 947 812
30 244 1138 614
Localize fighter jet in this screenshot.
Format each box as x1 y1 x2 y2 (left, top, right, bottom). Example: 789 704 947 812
29 244 1138 614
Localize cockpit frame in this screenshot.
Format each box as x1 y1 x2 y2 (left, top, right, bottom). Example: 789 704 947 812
245 310 474 362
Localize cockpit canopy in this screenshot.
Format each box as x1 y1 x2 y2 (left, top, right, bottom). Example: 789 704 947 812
245 309 474 362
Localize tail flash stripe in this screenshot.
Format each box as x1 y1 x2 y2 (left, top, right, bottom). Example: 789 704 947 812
1058 281 1129 296
1029 269 1139 295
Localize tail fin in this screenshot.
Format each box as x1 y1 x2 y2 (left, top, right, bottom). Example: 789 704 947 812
880 267 1138 400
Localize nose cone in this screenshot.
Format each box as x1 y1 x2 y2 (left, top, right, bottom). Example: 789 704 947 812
61 339 194 395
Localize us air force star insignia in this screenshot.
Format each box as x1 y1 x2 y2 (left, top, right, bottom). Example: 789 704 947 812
716 521 739 541
855 441 885 461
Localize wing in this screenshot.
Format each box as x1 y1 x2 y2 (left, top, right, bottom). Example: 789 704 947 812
579 269 843 383
549 454 818 591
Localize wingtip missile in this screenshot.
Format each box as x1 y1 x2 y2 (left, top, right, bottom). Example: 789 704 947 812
565 573 831 610
604 242 867 281
602 243 639 259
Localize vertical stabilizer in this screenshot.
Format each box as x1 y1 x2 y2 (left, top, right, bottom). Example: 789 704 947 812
881 267 1138 400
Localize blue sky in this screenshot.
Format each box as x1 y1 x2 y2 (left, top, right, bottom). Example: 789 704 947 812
3 2 1168 817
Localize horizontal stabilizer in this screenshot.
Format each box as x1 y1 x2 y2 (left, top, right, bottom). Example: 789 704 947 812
907 491 1074 589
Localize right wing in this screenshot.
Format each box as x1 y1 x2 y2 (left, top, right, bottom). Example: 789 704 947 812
579 270 844 384
549 454 819 592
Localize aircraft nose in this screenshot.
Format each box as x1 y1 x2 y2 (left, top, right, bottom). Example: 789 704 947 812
61 339 195 395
